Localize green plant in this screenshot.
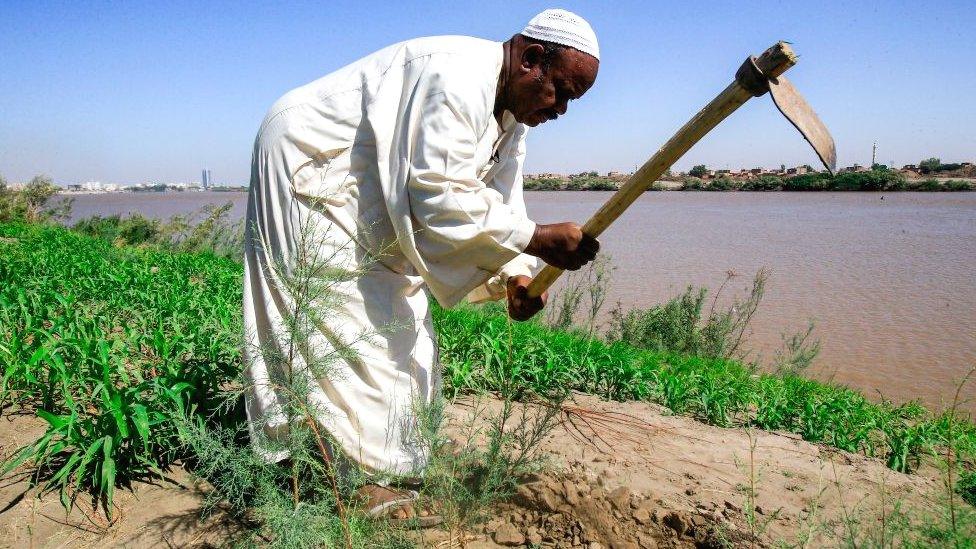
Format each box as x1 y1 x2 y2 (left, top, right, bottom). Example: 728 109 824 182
545 254 614 333
741 176 783 191
3 219 975 543
0 222 242 516
920 157 942 174
73 213 161 245
0 174 71 223
606 269 768 361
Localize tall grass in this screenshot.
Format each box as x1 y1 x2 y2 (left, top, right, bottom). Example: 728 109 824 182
72 202 244 259
0 221 242 514
2 220 974 527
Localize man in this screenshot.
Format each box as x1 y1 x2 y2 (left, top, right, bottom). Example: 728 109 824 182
242 9 600 516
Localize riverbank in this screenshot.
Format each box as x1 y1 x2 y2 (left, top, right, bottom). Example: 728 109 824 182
1 221 974 546
0 394 956 547
525 170 976 192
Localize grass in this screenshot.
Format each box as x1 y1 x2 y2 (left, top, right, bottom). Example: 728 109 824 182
2 219 975 542
0 221 242 513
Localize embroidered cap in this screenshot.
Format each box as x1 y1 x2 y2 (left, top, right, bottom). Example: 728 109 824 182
521 8 600 61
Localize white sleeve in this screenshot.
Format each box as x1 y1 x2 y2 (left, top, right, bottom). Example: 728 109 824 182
406 90 536 273
465 128 540 303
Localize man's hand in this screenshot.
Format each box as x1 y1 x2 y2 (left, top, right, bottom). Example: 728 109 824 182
507 275 547 321
524 222 600 271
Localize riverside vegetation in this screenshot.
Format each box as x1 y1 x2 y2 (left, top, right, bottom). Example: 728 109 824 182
1 180 975 546
525 164 976 192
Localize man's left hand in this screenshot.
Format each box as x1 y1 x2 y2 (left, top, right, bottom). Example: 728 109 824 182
507 275 547 321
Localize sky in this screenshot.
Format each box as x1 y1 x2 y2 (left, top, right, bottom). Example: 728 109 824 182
1 0 974 186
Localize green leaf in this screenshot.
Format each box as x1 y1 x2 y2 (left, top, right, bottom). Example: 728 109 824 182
36 409 69 430
131 403 150 442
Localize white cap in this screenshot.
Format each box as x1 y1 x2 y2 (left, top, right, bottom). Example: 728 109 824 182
521 9 600 61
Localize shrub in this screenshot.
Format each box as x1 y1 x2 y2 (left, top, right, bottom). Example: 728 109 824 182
908 178 943 192
741 176 783 191
524 177 563 191
783 172 833 191
73 214 160 245
958 469 976 507
920 157 941 174
606 270 768 361
705 176 740 191
944 179 973 191
0 174 69 223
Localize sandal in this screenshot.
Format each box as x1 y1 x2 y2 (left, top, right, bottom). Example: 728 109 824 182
356 484 443 528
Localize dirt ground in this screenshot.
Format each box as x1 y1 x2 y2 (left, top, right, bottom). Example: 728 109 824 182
1 394 946 548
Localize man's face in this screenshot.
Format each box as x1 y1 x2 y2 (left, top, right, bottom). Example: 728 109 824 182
509 45 599 127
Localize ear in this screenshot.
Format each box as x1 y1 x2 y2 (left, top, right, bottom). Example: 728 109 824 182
520 43 546 75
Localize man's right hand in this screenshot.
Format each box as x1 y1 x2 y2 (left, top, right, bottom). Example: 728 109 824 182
524 222 600 271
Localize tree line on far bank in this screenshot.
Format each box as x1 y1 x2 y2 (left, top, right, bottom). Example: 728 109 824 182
526 165 974 192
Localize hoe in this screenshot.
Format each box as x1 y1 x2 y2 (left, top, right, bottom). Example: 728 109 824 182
527 42 836 298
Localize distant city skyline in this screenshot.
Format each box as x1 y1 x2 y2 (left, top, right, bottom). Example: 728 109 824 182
2 1 974 185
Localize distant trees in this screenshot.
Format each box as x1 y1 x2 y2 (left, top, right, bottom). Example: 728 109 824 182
689 164 708 178
740 176 783 191
523 173 619 191
918 158 968 175
0 173 69 223
919 157 941 174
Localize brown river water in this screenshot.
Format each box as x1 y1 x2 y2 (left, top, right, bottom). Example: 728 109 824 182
63 191 976 410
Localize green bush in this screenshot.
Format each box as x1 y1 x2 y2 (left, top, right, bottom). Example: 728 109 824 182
920 157 942 174
0 174 67 223
605 271 767 361
958 469 976 507
740 176 783 191
73 214 160 245
705 176 740 191
782 172 833 191
831 170 906 191
523 177 564 191
908 178 943 191
944 179 973 191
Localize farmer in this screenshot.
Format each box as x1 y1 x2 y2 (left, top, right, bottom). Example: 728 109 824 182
242 9 600 516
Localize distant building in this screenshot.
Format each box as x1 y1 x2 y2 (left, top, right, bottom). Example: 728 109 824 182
901 164 918 171
202 169 213 190
786 166 809 175
530 172 567 180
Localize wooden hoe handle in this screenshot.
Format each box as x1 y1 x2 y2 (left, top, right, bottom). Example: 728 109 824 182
526 42 798 298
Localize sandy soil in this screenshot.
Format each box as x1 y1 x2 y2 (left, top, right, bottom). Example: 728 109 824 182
1 394 947 548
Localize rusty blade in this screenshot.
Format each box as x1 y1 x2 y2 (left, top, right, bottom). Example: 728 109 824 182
768 75 836 174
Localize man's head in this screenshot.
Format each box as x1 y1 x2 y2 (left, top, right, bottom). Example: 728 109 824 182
500 9 600 127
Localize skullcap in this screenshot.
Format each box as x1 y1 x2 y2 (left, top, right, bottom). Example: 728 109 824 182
521 8 599 61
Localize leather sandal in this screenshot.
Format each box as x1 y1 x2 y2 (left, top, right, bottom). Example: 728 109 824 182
356 484 443 528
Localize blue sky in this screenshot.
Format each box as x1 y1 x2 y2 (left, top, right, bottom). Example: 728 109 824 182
1 0 974 185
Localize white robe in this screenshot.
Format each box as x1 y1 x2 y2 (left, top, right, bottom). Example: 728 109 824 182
243 36 537 474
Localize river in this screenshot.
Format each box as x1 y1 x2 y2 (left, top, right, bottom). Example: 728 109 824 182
61 190 976 409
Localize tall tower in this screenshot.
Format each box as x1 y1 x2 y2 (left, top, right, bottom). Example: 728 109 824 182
871 142 877 167
201 169 212 190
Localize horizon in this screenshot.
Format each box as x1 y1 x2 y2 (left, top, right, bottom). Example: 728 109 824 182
2 0 974 185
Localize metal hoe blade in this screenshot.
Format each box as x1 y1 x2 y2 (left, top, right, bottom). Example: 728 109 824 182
768 75 837 174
